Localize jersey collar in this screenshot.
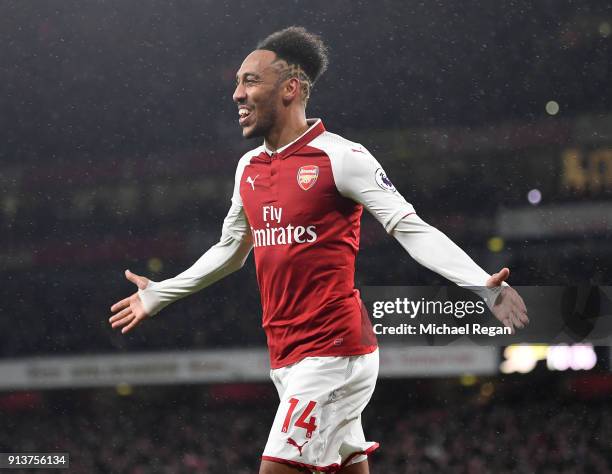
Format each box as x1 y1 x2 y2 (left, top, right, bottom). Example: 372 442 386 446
264 118 325 159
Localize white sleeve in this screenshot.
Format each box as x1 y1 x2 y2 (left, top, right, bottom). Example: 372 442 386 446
137 158 253 316
332 145 416 233
333 145 502 307
392 215 504 308
391 214 489 286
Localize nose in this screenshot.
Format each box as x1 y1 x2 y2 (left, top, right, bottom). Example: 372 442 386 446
233 81 246 104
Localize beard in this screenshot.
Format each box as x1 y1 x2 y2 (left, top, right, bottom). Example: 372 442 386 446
242 84 280 138
242 105 278 138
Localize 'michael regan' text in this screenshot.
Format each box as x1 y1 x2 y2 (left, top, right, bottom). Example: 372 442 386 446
373 323 512 336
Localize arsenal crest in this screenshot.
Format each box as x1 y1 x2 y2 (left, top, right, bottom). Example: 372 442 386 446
297 165 319 191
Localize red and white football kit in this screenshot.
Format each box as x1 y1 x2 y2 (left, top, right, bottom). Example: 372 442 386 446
138 118 499 471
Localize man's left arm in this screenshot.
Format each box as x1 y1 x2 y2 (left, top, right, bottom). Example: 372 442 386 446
332 145 529 332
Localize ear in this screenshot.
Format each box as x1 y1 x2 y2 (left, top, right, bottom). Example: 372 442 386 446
281 76 302 104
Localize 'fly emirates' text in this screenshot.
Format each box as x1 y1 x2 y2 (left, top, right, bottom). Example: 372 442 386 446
251 205 318 247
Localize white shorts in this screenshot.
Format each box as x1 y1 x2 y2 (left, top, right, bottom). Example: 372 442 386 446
262 348 379 473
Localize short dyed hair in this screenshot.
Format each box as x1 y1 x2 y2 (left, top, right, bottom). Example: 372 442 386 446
257 26 329 102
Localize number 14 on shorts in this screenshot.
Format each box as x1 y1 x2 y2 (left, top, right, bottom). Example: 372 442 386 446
281 398 318 438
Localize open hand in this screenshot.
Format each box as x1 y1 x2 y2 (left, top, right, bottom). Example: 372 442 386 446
109 270 150 334
486 267 529 334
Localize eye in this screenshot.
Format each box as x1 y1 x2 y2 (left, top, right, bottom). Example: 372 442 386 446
236 76 261 89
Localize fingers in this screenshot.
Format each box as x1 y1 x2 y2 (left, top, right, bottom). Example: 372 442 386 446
125 269 137 282
109 270 149 334
109 306 131 326
500 317 515 335
508 289 529 325
499 267 510 280
110 296 131 313
109 294 147 333
503 304 527 331
108 309 142 333
492 286 529 334
487 267 510 288
499 312 522 334
125 269 149 290
509 311 525 329
121 315 142 334
513 300 529 325
514 291 528 314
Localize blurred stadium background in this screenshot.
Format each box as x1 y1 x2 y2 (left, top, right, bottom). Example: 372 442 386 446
1 0 611 472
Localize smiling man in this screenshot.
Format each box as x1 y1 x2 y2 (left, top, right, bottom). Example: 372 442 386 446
109 27 528 474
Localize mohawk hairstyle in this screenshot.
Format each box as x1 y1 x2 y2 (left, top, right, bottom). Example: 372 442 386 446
256 26 329 85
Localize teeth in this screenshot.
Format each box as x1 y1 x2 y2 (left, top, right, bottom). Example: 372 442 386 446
239 109 250 117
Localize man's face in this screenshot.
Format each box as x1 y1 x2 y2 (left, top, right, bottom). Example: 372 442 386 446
233 50 283 139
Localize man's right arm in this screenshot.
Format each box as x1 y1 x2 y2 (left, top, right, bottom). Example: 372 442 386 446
137 156 253 316
137 203 252 316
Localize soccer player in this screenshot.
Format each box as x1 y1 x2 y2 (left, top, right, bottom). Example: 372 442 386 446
109 27 528 474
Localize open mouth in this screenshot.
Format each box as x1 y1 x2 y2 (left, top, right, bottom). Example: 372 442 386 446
238 108 253 126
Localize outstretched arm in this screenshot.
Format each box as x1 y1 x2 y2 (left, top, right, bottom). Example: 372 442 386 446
109 154 254 334
109 204 252 333
392 214 528 332
140 231 252 315
332 144 528 332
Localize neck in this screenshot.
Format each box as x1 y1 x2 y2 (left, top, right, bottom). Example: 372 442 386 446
265 108 309 152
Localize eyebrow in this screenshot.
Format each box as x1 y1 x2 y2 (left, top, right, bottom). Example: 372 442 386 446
236 72 261 82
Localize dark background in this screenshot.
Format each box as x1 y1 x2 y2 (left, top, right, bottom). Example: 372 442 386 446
2 0 610 159
1 0 610 357
0 1 611 472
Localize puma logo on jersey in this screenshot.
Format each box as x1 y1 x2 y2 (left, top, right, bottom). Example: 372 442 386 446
287 438 308 456
246 175 259 190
